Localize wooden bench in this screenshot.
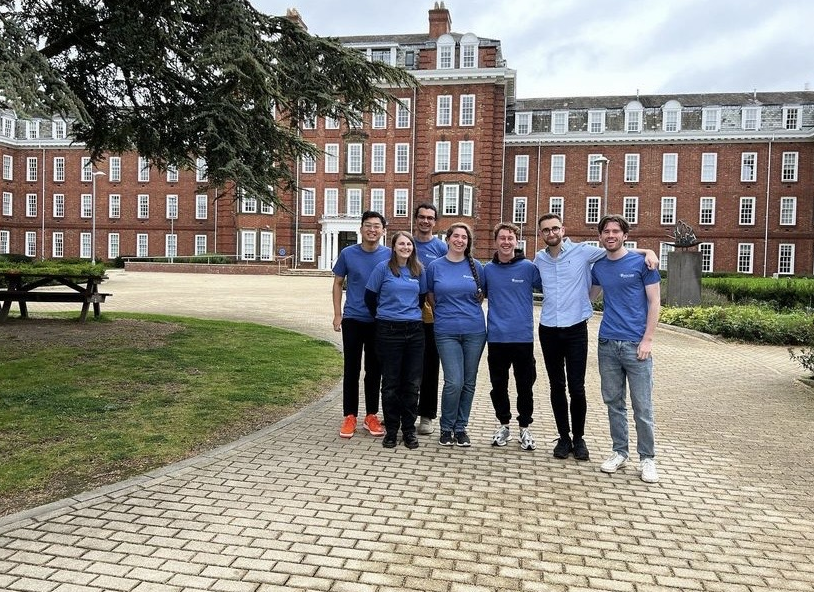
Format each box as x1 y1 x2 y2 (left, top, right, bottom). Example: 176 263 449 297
0 272 110 322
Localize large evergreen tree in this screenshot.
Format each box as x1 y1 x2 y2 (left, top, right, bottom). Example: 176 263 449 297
0 0 416 204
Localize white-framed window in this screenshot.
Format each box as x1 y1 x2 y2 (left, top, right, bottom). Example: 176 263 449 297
369 48 394 65
624 154 640 183
369 188 384 214
79 232 91 259
2 155 13 180
550 155 565 183
347 143 362 174
778 244 795 275
660 197 676 225
550 197 564 219
301 188 315 216
394 189 408 218
195 235 207 256
138 156 150 182
108 156 121 182
1 117 14 138
325 188 339 216
587 154 603 183
136 233 149 257
196 157 207 182
26 193 37 218
80 157 92 182
458 141 474 172
166 194 178 219
80 194 92 218
513 196 527 224
701 153 717 183
460 34 478 68
551 111 568 134
52 194 64 218
462 185 473 216
781 152 798 182
437 95 452 127
739 197 756 225
52 232 64 258
662 101 681 132
435 141 451 172
371 143 386 174
659 242 675 272
699 243 714 273
515 112 531 135
259 231 273 261
195 195 208 219
1 191 11 216
0 230 9 253
261 199 274 215
324 143 339 174
166 164 178 183
108 233 120 260
460 95 475 126
780 196 796 226
702 107 721 132
325 115 340 130
138 194 150 219
300 233 315 262
109 194 121 218
588 110 605 133
783 106 801 130
625 105 643 133
699 197 716 225
395 143 410 173
26 120 40 140
586 196 601 224
25 232 37 257
741 152 757 182
240 230 255 260
623 196 639 223
53 157 65 182
514 155 529 183
372 99 387 129
346 188 362 217
437 35 454 69
52 120 66 139
662 153 678 183
443 184 460 216
741 107 761 130
26 157 37 182
396 98 411 129
301 154 316 174
737 243 754 274
301 109 316 130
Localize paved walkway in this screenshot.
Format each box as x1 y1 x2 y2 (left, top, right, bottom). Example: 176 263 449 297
1 269 813 592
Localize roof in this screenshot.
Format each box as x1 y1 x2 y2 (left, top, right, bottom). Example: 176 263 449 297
515 91 814 111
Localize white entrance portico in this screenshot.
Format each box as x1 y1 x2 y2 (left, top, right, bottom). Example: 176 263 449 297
318 215 362 269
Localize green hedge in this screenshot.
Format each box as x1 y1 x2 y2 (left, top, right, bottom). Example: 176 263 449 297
702 277 814 311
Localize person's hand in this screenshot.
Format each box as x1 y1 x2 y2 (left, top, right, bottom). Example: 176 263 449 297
333 314 342 332
644 250 660 270
637 339 653 360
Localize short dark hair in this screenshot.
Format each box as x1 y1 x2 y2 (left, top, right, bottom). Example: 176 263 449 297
598 214 630 234
537 212 562 228
362 210 387 227
414 203 438 219
493 222 520 240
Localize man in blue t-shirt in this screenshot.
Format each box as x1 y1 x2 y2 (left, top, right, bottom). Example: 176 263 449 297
483 223 542 450
332 211 391 440
412 203 448 435
589 214 662 484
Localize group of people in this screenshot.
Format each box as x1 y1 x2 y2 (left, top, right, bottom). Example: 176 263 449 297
332 204 663 483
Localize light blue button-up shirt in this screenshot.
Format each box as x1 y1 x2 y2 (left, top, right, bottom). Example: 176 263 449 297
533 238 606 328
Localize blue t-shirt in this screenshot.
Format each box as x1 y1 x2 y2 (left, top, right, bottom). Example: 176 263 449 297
332 244 391 322
426 257 486 334
415 236 448 269
365 261 427 322
483 257 541 343
591 251 661 341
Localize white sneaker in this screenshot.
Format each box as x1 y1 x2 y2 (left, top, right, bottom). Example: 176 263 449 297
519 428 536 451
600 452 628 473
639 458 659 483
491 425 511 446
417 417 435 435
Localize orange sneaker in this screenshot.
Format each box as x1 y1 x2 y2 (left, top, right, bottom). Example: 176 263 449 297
340 414 357 439
363 414 385 437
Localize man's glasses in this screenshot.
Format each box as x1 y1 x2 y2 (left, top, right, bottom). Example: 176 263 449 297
540 226 561 235
416 215 436 221
363 224 383 230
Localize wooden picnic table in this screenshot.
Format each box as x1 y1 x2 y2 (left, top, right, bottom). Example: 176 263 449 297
0 271 111 322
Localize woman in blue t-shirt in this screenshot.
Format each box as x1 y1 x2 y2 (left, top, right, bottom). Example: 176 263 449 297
365 231 427 449
426 223 486 447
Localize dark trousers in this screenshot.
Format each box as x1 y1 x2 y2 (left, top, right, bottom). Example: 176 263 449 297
487 342 537 427
417 322 440 419
538 321 589 440
376 320 425 435
341 318 381 417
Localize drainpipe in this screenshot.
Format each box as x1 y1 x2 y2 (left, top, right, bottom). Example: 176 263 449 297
499 87 507 224
40 144 45 260
410 86 417 235
213 187 218 254
762 137 773 277
533 141 541 253
294 156 300 269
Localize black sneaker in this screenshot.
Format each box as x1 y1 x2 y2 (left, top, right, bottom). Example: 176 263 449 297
403 432 419 449
573 438 590 461
382 433 398 448
439 430 455 446
454 431 471 447
552 436 573 458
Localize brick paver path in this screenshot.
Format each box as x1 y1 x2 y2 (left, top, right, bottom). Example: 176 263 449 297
2 270 813 591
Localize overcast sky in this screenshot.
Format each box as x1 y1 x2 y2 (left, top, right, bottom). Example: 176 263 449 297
252 0 814 99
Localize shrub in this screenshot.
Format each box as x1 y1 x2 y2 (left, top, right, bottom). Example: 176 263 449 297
702 277 814 311
788 346 814 378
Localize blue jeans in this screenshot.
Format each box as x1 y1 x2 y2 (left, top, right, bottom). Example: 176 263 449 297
435 331 486 433
597 339 656 460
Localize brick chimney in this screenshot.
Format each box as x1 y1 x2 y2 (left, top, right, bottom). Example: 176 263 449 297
428 1 451 38
285 8 308 32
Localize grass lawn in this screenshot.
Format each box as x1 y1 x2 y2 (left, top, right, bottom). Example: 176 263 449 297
0 313 342 516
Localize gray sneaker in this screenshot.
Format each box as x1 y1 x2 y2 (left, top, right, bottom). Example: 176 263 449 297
491 425 512 446
417 416 435 435
519 428 536 451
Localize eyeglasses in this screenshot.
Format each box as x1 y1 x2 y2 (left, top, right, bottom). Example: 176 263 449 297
540 226 562 235
362 224 383 230
416 215 436 221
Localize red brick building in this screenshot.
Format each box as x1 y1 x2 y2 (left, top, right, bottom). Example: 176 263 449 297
2 4 812 276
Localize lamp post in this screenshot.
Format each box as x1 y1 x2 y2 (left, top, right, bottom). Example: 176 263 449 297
91 170 106 265
593 156 610 216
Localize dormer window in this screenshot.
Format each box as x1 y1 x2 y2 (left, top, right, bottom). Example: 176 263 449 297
702 107 721 131
783 105 801 130
515 112 531 135
552 111 568 134
588 110 606 133
437 34 455 69
662 100 682 132
742 106 761 130
460 33 478 68
624 101 643 133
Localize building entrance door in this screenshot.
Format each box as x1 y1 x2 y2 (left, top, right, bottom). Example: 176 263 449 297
338 231 358 253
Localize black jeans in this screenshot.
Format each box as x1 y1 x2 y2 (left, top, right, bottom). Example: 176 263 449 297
417 322 440 419
538 321 589 440
487 342 537 427
341 318 381 417
376 320 424 435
